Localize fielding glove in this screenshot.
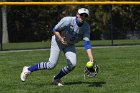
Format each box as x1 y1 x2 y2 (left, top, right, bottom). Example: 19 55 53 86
84 60 99 78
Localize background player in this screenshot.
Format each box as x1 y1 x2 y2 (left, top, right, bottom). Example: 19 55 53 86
20 8 95 86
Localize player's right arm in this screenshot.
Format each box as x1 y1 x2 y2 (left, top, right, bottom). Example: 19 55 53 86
53 31 67 45
52 17 71 45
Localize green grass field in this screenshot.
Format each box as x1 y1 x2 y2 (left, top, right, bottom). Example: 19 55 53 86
2 39 140 50
0 46 140 93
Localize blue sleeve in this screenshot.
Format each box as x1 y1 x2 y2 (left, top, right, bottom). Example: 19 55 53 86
52 28 56 32
84 41 92 50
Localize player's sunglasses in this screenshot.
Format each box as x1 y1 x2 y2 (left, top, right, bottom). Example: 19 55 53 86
80 13 88 18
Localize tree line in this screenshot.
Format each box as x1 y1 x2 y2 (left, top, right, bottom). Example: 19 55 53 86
1 0 140 43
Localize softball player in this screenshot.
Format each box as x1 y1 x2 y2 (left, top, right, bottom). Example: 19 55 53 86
20 8 95 86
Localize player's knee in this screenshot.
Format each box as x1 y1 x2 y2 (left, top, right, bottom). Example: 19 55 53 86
46 61 56 70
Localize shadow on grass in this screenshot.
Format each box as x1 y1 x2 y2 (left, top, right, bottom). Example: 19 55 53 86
65 81 106 87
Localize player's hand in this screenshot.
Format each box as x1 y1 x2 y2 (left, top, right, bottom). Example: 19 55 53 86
59 37 67 45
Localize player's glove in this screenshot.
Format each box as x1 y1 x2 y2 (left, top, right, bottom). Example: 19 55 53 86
84 60 99 78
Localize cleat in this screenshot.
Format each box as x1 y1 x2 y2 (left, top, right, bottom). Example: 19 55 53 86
52 76 64 86
20 66 31 82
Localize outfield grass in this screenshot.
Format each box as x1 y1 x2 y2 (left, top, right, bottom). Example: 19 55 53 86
1 39 140 50
0 46 140 93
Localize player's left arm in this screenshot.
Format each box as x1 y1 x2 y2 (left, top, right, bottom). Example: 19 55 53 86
83 24 94 61
87 49 94 62
84 40 94 62
84 41 99 78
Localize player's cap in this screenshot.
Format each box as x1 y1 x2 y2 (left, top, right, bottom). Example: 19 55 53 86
78 8 89 16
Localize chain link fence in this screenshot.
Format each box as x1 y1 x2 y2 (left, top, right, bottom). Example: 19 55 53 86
0 3 140 51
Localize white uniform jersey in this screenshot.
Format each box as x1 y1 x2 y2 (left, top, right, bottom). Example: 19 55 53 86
54 16 90 45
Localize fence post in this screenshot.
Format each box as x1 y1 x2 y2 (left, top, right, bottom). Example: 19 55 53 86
110 5 114 46
0 5 3 51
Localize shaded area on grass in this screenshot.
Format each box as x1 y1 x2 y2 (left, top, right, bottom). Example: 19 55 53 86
65 81 106 87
